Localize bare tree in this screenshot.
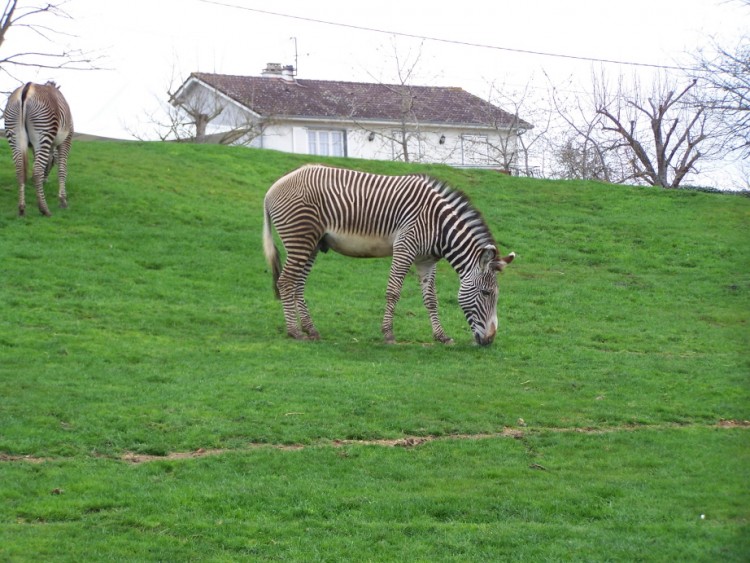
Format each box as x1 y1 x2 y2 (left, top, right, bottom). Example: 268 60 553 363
552 135 617 181
127 95 197 143
594 72 722 188
358 38 534 168
387 41 421 162
481 84 519 172
168 79 224 143
547 73 621 182
486 78 547 176
129 69 265 144
0 0 99 80
360 37 431 163
693 35 750 160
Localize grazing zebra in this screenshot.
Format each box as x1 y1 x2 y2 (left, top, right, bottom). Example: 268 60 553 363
262 164 515 345
3 81 74 216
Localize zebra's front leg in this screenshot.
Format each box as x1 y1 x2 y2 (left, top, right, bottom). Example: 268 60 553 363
415 259 453 344
382 254 412 344
381 289 399 344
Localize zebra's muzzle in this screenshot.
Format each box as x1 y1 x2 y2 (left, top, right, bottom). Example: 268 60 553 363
474 331 496 347
474 321 497 346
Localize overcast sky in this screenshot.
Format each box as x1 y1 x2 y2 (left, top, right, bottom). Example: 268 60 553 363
2 0 747 186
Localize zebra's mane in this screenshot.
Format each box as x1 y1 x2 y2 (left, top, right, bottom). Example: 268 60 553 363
421 175 496 247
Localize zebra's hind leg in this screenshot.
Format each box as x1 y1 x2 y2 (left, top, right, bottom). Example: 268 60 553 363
18 182 26 217
56 134 72 209
277 246 320 340
295 249 320 340
33 175 52 217
415 259 453 345
277 278 306 340
32 149 52 216
11 146 28 216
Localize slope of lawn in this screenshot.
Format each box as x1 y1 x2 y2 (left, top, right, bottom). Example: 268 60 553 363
0 140 748 560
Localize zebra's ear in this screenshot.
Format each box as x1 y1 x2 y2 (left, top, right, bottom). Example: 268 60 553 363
479 245 499 272
495 252 515 272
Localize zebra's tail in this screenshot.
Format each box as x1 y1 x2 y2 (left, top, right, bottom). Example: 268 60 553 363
262 205 282 300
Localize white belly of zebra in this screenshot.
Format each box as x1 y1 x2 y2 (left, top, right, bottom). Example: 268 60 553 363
324 230 395 258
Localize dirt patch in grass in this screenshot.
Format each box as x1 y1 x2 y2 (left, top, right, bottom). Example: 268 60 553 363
717 418 750 428
2 422 747 464
331 427 526 450
0 453 56 464
119 444 306 463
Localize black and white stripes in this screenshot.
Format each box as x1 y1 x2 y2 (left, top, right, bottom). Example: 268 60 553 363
3 81 74 216
263 164 514 345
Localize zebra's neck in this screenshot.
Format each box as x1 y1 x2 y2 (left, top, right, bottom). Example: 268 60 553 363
442 235 489 278
435 199 495 276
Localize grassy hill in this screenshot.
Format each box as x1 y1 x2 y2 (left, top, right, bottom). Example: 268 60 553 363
1 141 748 560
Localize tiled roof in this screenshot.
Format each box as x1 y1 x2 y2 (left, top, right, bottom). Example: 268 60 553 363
189 72 531 130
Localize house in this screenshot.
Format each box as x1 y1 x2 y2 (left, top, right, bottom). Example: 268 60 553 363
171 63 532 170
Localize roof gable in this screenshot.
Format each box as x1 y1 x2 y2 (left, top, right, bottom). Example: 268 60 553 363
187 72 531 130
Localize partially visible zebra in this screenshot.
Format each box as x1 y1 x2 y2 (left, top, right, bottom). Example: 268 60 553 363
262 164 515 345
3 81 74 216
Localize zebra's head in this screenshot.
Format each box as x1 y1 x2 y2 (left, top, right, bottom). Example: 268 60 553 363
458 245 515 346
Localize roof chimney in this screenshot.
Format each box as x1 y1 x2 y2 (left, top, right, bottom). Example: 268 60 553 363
262 62 296 82
262 62 283 77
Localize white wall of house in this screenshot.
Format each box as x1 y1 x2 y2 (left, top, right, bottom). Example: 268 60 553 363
195 93 519 169
252 121 518 169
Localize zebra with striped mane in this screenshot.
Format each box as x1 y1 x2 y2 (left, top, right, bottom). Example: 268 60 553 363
3 81 73 216
263 164 515 345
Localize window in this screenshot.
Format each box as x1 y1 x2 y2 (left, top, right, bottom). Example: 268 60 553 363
462 134 490 165
308 129 345 157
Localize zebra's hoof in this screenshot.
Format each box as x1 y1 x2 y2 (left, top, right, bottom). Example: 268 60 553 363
59 199 68 209
434 334 454 345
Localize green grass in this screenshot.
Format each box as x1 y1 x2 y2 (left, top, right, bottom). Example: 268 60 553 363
2 429 747 561
1 141 748 560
